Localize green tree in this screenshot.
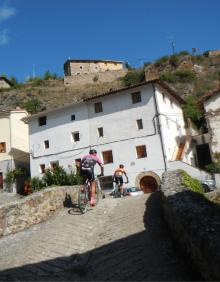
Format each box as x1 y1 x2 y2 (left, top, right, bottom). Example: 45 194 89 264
43 70 58 80
121 69 145 86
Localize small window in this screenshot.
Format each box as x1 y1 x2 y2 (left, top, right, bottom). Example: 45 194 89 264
50 161 59 170
136 145 147 158
102 150 113 164
0 142 6 153
38 116 47 126
40 164 46 174
131 92 142 104
94 102 103 113
44 140 49 149
71 114 75 121
80 66 83 69
98 127 104 137
72 132 80 142
136 119 143 130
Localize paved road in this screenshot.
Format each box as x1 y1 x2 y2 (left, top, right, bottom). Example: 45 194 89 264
0 192 196 281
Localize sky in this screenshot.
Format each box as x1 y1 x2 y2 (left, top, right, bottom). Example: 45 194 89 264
0 0 220 82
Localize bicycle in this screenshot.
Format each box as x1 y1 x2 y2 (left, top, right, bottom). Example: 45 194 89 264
78 175 102 214
111 180 128 198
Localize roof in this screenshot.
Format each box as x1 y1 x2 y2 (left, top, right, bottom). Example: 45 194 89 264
0 76 13 86
199 85 220 104
24 79 184 122
64 59 124 65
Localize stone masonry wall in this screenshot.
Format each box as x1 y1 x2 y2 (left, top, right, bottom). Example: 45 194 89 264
0 185 80 237
161 170 220 281
64 69 128 87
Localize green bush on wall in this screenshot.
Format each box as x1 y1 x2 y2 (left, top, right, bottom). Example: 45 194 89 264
180 170 204 194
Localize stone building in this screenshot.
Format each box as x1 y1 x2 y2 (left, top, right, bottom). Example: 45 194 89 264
63 59 127 86
64 59 124 76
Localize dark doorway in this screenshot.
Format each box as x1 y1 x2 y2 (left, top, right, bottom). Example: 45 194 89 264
196 144 212 169
0 172 3 189
140 176 158 194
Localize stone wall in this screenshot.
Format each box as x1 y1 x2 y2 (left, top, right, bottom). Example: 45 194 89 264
0 185 80 236
64 69 128 87
161 170 220 281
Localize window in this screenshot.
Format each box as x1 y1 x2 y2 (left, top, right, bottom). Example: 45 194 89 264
102 150 113 164
39 164 46 174
136 145 147 158
98 127 104 137
50 161 59 170
44 140 49 149
38 116 47 126
72 131 80 142
136 119 143 130
94 102 103 113
0 142 6 153
71 114 75 121
131 92 142 104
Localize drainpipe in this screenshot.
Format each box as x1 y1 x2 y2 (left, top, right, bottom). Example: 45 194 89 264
152 84 167 171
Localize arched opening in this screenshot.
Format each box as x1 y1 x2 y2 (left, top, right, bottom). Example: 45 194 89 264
135 171 160 194
140 176 158 193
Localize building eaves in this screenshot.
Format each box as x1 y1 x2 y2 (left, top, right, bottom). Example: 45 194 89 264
24 79 184 122
199 85 220 105
0 76 13 86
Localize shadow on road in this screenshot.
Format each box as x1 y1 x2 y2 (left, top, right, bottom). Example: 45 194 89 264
0 192 201 281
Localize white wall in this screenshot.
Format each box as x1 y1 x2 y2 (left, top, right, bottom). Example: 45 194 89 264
155 88 186 162
0 116 10 161
204 92 220 157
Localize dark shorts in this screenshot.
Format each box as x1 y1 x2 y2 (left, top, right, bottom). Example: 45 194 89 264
81 168 95 181
115 176 123 185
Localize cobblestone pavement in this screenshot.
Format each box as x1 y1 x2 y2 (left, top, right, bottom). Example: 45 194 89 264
0 192 196 281
0 192 24 206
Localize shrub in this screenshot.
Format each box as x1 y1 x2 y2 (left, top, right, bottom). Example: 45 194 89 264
154 56 169 67
160 72 177 83
22 98 43 114
183 95 202 122
169 55 179 67
205 163 220 173
121 70 145 86
42 165 83 187
178 51 190 56
180 170 203 194
30 177 45 192
43 70 58 80
175 70 196 82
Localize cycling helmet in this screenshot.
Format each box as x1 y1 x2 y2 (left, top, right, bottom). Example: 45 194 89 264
89 149 97 154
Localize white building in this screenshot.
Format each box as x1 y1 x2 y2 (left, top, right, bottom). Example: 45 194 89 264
26 80 197 192
0 77 12 89
202 86 220 160
0 109 29 193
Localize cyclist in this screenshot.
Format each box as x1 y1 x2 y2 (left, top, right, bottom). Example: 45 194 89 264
80 149 104 206
113 164 129 196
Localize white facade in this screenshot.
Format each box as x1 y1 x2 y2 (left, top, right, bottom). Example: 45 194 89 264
203 91 220 159
0 109 29 191
28 82 188 189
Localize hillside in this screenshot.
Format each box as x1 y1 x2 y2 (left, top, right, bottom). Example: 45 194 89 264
1 51 220 114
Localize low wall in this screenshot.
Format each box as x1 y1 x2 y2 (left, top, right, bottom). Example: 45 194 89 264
0 185 80 237
161 170 220 281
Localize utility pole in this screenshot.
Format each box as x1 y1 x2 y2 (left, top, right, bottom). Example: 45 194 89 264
171 40 175 55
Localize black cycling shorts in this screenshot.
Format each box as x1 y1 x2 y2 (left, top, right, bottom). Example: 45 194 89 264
81 168 95 181
115 176 123 185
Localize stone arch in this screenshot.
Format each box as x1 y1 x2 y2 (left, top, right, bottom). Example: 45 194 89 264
135 171 160 194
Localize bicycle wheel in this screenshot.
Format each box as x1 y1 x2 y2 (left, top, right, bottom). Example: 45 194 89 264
78 186 89 214
114 184 121 198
